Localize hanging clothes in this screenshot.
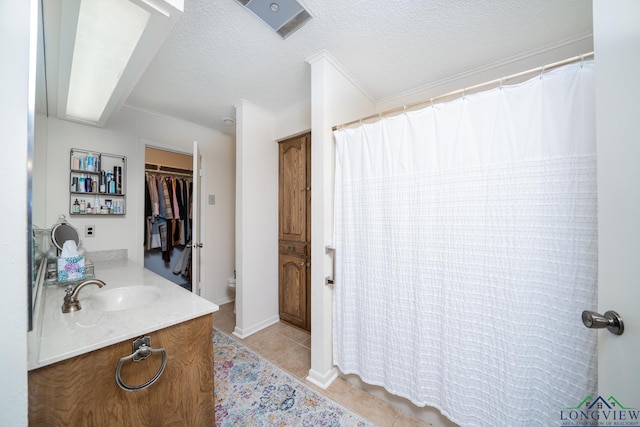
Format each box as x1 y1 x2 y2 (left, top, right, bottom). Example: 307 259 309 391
149 174 160 217
175 179 186 245
171 177 180 220
147 174 161 249
160 177 173 220
143 171 193 261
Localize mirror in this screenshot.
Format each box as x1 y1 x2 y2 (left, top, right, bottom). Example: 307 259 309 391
51 218 80 252
29 0 48 331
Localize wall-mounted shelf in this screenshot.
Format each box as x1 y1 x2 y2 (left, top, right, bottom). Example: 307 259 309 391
69 148 126 216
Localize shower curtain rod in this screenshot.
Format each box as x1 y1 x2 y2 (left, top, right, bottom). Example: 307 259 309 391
332 51 594 131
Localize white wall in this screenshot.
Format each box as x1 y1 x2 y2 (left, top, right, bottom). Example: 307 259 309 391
37 105 235 304
274 101 311 141
234 101 280 337
0 0 32 425
306 51 376 388
43 117 138 251
377 37 593 113
593 0 640 403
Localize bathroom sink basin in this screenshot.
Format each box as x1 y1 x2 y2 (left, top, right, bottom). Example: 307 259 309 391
86 286 160 312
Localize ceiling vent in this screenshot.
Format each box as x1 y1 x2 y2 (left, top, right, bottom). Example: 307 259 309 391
236 0 312 39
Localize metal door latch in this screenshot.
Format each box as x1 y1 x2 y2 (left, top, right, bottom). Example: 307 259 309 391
581 310 624 335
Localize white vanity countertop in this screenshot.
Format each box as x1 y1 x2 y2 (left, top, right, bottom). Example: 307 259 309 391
28 258 218 370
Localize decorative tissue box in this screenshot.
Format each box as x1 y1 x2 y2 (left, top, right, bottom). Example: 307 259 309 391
57 256 85 282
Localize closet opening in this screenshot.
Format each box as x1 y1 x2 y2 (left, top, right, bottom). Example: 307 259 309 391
143 146 194 291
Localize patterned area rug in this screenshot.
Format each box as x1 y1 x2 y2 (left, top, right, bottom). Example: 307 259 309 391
214 329 374 426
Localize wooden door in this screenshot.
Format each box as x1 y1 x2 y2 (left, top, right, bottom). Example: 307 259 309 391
278 133 310 330
192 141 202 295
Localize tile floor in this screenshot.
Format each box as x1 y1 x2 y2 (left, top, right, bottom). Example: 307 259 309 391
212 302 431 427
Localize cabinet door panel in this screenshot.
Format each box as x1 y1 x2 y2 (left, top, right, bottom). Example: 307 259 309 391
279 135 309 242
279 253 308 329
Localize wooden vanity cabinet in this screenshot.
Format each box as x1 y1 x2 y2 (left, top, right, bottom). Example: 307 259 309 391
28 315 214 426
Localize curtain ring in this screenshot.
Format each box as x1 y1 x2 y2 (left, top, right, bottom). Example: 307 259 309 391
580 54 585 68
499 78 503 90
540 66 546 80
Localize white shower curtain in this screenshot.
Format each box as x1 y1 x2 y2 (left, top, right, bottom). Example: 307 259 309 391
333 61 597 427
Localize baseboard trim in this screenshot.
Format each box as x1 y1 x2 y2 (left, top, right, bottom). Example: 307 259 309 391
212 296 234 306
306 367 338 389
232 314 280 339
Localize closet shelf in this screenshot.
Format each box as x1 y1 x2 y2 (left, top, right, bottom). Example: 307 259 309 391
145 163 193 178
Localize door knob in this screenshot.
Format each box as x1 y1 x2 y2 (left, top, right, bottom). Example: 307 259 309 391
581 310 624 335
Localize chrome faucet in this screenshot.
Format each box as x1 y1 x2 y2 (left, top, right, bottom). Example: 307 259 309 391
62 279 107 313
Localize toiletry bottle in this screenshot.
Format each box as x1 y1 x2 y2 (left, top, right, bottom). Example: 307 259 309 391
114 166 122 194
86 203 92 214
85 175 92 192
79 199 86 214
73 199 80 213
78 176 85 192
99 171 106 193
94 195 100 214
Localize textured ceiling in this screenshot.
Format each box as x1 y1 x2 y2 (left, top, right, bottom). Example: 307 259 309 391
124 0 593 136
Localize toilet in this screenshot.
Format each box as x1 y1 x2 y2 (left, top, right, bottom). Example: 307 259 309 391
227 275 236 313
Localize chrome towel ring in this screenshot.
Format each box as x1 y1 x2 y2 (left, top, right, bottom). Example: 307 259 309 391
115 336 167 392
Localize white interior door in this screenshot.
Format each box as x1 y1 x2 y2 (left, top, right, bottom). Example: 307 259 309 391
192 140 202 295
594 0 640 414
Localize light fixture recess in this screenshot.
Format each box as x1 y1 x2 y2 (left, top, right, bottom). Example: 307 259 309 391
56 0 184 127
221 117 235 126
65 0 150 123
235 0 312 39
